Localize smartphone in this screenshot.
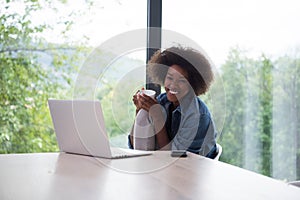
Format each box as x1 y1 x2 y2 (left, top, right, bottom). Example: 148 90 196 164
171 150 187 157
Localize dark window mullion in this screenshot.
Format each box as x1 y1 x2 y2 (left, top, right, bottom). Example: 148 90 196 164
146 0 162 94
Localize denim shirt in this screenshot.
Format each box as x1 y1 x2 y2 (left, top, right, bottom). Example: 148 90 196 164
158 93 217 157
128 92 217 158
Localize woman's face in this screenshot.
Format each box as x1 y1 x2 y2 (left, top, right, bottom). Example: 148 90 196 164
164 65 191 106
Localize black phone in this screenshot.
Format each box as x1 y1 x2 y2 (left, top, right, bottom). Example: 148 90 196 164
171 150 187 157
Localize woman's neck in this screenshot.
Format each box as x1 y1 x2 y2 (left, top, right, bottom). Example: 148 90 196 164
171 102 178 110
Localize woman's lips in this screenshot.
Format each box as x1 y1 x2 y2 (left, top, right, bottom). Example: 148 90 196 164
169 89 178 95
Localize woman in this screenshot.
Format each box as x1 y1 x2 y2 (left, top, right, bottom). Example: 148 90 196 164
129 46 218 158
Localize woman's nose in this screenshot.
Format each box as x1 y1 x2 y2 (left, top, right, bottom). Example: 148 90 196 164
168 80 176 88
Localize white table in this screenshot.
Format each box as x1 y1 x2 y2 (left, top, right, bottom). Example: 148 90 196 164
0 151 299 200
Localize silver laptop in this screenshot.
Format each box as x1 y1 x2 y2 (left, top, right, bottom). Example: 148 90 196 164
48 99 152 159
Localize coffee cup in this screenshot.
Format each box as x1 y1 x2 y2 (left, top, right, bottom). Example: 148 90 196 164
140 89 156 99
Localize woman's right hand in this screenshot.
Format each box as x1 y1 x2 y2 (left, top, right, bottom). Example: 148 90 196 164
132 89 142 114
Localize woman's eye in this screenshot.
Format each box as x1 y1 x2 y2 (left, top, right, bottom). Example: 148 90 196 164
178 79 187 84
166 76 173 80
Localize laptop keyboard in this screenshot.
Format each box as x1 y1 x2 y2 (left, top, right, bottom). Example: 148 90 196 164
110 147 152 158
111 148 132 158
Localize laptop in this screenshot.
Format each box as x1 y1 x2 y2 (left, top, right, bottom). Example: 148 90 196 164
48 99 152 159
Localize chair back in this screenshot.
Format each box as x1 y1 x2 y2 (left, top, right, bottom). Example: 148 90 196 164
288 181 300 188
214 143 222 160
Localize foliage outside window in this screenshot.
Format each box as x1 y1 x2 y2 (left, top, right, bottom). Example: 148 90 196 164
0 0 299 182
0 0 89 153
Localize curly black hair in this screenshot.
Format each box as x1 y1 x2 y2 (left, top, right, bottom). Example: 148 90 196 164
147 46 214 96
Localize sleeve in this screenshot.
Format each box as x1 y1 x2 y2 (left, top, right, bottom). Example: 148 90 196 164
127 125 134 149
128 135 134 149
198 117 217 156
171 112 201 152
172 112 217 156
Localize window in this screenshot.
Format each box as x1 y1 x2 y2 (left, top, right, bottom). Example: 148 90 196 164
2 0 299 182
0 0 146 152
163 0 300 181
